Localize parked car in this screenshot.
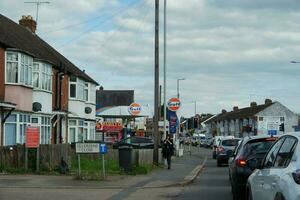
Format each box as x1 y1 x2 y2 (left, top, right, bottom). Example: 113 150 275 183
216 138 240 167
247 132 300 200
113 136 154 149
229 135 278 200
212 136 234 159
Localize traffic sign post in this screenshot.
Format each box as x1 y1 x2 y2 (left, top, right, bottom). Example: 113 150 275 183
100 143 107 179
75 143 108 178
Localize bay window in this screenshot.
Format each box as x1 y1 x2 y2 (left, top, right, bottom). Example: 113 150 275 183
68 119 89 143
32 61 52 92
4 113 31 146
6 51 32 86
69 76 87 101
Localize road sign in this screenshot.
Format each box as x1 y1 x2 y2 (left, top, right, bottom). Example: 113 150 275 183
167 98 181 112
268 130 277 136
100 143 107 154
25 126 40 148
76 143 100 153
128 103 142 115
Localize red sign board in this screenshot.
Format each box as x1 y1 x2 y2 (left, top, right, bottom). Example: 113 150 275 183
25 126 40 148
167 98 181 111
96 122 123 132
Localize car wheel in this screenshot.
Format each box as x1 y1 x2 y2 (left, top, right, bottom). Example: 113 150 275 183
274 193 285 200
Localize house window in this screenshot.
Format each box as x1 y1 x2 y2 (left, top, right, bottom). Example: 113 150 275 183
4 114 31 146
89 85 96 104
68 119 88 143
6 52 18 83
19 114 30 144
89 122 95 140
32 62 52 91
4 114 17 146
6 51 33 86
84 83 89 101
69 76 87 101
69 76 77 98
40 116 51 144
259 117 264 121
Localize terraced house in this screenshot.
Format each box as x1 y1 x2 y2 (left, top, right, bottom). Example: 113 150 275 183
0 14 98 146
204 99 299 138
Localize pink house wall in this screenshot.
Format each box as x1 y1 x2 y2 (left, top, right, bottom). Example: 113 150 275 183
5 85 32 112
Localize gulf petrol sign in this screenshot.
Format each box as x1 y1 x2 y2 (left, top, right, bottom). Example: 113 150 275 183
128 103 142 115
167 98 181 112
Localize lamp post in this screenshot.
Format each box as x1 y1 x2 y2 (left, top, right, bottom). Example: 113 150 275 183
177 78 185 99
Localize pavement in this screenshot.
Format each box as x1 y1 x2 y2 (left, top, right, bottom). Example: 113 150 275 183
0 146 207 200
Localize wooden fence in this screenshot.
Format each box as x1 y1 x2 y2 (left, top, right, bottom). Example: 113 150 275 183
0 144 160 171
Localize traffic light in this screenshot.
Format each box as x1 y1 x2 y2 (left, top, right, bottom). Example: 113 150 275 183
279 123 285 132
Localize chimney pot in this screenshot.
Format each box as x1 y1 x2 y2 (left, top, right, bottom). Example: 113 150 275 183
233 106 239 111
265 99 272 105
250 102 257 107
221 109 227 114
19 15 36 33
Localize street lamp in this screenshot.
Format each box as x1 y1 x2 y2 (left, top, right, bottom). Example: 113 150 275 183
177 78 185 99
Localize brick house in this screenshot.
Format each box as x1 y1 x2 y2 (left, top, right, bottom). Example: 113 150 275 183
204 99 299 138
0 14 98 146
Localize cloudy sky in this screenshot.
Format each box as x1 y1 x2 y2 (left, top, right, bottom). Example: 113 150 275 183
1 0 300 117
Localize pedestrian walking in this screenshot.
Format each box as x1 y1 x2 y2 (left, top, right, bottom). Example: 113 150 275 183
162 135 174 169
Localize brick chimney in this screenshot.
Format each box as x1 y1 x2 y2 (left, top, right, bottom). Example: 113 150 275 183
250 102 257 107
233 106 239 112
265 99 272 105
19 15 36 33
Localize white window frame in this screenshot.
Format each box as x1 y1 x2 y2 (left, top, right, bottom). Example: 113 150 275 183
5 51 33 87
69 76 87 101
33 61 52 92
69 76 77 99
68 119 89 143
4 113 31 146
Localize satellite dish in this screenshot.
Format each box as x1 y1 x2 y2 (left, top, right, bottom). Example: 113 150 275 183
32 102 42 112
85 107 92 114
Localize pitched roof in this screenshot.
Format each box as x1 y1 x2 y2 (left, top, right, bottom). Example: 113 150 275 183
205 102 274 123
0 14 98 85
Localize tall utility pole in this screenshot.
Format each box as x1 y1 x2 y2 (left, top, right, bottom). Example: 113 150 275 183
153 0 160 165
163 0 167 140
24 1 50 24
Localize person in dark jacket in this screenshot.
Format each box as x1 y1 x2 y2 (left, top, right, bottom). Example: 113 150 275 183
162 135 174 169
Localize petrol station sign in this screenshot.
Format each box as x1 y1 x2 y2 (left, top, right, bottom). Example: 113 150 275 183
128 103 142 115
167 98 181 112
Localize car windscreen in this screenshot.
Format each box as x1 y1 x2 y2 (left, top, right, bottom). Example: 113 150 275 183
242 138 277 158
221 139 239 146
